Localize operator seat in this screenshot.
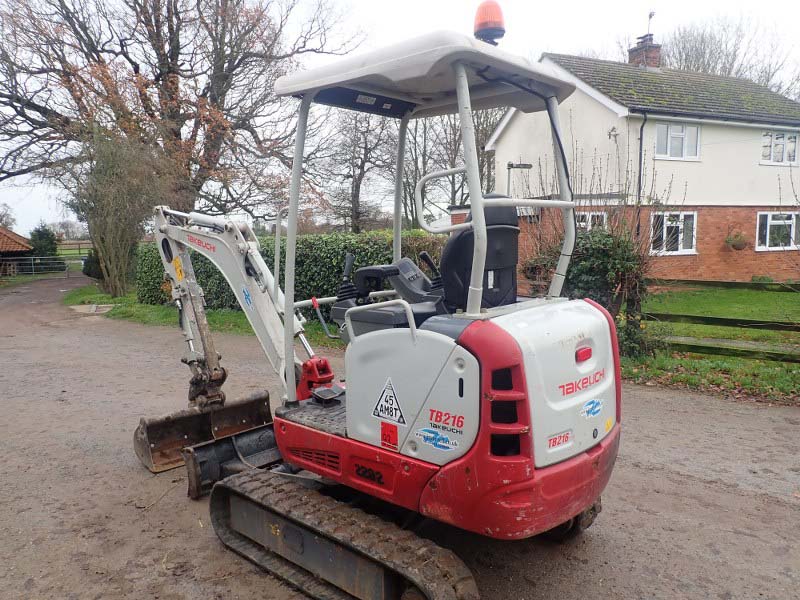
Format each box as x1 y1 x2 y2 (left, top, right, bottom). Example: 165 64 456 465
439 197 519 312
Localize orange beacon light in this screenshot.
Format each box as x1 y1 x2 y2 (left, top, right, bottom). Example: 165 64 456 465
474 0 505 45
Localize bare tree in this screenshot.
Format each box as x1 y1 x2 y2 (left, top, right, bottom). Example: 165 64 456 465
662 17 800 99
396 118 436 228
47 219 89 240
0 201 14 228
325 112 393 233
432 108 505 206
0 0 353 215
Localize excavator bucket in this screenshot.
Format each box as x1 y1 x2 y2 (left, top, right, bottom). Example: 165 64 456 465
133 390 272 473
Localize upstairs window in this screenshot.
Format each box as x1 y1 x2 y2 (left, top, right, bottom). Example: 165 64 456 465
656 123 700 160
761 132 797 165
576 212 607 231
651 212 697 255
756 212 799 251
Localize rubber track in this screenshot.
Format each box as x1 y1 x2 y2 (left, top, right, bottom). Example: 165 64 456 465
210 469 480 600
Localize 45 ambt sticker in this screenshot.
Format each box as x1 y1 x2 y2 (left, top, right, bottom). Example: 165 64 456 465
372 378 406 425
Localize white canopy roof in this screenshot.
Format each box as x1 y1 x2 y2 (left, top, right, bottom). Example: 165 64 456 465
274 31 574 118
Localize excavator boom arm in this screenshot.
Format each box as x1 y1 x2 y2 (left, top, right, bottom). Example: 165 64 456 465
154 206 305 396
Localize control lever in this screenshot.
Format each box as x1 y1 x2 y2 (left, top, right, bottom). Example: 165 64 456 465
342 252 355 281
336 252 358 301
419 251 443 290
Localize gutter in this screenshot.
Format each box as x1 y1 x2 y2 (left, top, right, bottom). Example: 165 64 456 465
628 106 800 130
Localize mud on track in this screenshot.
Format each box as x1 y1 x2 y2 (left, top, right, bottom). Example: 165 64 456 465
1 278 798 599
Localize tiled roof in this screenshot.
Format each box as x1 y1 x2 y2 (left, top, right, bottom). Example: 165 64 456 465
544 53 800 127
0 226 32 253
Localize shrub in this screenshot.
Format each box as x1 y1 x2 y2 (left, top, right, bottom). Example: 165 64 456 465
136 230 446 311
29 222 58 256
750 275 773 283
82 250 105 280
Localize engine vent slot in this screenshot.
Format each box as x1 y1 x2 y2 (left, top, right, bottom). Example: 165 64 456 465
491 400 518 424
491 367 513 390
490 434 520 456
289 448 341 473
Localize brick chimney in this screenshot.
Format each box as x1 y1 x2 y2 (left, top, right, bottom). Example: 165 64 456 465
628 33 661 68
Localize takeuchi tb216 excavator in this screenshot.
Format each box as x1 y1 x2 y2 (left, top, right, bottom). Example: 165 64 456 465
133 4 621 598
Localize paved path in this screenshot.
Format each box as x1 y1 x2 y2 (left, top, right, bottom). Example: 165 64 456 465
1 278 798 599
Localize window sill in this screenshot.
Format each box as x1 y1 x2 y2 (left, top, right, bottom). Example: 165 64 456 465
759 161 799 167
754 246 799 252
654 156 701 162
649 250 698 257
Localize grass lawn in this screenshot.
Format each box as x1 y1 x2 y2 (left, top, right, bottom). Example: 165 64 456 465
643 288 800 348
622 353 797 403
65 283 798 403
62 283 344 349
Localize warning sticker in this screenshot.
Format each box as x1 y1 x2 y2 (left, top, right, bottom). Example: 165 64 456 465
380 421 399 451
172 257 184 281
372 378 406 425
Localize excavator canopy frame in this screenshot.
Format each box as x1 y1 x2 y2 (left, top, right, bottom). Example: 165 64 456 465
274 30 578 406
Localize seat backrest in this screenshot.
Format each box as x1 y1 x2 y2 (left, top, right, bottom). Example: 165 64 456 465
439 199 519 311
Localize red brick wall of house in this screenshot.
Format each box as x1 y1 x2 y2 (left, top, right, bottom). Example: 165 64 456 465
449 205 800 295
638 206 799 282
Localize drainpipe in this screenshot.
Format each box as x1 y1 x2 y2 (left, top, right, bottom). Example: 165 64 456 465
635 111 647 238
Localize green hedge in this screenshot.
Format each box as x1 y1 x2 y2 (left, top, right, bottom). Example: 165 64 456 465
136 230 446 310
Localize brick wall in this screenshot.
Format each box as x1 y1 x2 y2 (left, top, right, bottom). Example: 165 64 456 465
449 205 800 293
641 206 799 282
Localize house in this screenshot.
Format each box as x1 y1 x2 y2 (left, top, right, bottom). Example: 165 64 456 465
0 225 33 276
478 34 800 284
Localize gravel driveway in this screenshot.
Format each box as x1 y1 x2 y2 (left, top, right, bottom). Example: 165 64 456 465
1 277 797 599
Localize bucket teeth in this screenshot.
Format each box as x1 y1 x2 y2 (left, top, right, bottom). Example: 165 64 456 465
133 391 272 473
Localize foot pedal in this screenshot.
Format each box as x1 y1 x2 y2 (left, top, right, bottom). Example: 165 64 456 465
311 384 344 407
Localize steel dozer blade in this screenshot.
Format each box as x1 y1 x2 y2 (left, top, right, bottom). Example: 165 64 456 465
182 424 281 499
133 390 272 473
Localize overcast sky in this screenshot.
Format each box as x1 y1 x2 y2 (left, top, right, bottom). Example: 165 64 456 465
2 0 799 234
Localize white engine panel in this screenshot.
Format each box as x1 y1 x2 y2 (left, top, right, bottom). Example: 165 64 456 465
493 300 617 468
345 328 480 466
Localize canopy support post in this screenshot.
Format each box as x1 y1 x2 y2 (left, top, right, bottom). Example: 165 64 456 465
545 95 575 298
454 62 487 317
283 94 314 407
393 115 410 262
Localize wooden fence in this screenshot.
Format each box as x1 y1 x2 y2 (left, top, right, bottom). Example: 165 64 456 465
641 312 800 363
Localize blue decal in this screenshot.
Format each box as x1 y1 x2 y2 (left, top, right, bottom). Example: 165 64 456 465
242 287 253 309
580 398 603 419
415 428 458 451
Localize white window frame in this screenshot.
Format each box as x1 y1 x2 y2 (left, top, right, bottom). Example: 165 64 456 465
755 212 800 251
760 131 798 166
655 122 701 161
650 211 698 256
575 211 607 231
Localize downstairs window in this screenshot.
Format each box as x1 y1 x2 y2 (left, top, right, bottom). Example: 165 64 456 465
651 212 697 255
756 212 799 251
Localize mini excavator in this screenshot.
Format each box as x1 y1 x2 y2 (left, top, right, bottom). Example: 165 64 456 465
133 4 621 598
